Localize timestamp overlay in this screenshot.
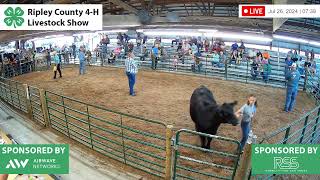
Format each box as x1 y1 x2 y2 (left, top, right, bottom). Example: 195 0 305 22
239 5 320 18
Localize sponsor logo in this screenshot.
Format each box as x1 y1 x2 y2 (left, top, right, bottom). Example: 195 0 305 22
5 159 29 169
274 157 299 170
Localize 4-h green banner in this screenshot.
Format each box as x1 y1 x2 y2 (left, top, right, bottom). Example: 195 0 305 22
0 144 69 174
252 144 320 174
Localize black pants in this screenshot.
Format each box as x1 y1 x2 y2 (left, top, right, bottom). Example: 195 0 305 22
54 64 62 79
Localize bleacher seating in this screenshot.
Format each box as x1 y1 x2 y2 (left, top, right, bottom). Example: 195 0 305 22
48 39 318 89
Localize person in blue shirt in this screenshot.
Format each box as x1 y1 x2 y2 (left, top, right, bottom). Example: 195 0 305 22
284 63 301 112
53 51 62 79
152 46 159 70
79 46 86 75
231 42 238 52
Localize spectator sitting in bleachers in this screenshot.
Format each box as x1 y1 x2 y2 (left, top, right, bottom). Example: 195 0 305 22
311 49 315 61
239 41 245 52
305 49 310 61
85 50 92 66
173 55 178 71
192 54 202 73
177 41 182 52
219 51 226 68
230 50 237 64
310 59 317 75
231 42 238 53
171 36 180 46
262 59 272 83
128 42 134 52
292 50 300 62
143 35 148 45
136 34 142 47
140 46 148 61
251 59 260 80
285 53 293 75
211 50 221 68
178 49 184 64
236 50 242 65
124 33 130 43
204 39 210 52
117 33 124 45
108 52 116 64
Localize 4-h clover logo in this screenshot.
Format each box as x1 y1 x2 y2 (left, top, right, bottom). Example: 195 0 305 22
4 7 24 28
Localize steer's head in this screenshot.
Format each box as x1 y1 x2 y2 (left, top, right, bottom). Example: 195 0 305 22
218 101 239 126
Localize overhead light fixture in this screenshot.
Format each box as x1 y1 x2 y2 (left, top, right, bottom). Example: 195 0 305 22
96 29 128 34
103 25 139 28
242 30 264 35
73 33 94 36
273 35 308 43
204 32 272 42
198 29 218 33
143 31 202 36
309 41 320 47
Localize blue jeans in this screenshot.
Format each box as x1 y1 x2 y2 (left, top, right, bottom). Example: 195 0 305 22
262 72 269 82
285 87 298 112
240 121 251 151
79 61 86 75
126 72 136 95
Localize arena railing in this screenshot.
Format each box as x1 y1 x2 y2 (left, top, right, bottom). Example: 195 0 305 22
0 77 28 114
55 48 305 90
172 129 241 180
44 90 170 178
0 76 278 179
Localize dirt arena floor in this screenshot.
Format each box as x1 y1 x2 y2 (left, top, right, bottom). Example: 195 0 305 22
13 66 316 140
12 66 316 179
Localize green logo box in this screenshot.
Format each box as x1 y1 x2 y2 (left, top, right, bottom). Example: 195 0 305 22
252 144 320 175
0 144 69 174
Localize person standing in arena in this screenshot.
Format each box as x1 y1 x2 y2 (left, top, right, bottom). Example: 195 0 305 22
284 63 301 112
236 94 257 152
53 51 62 79
79 46 86 75
125 52 138 96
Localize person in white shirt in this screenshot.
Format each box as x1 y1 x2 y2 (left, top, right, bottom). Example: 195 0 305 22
125 52 138 96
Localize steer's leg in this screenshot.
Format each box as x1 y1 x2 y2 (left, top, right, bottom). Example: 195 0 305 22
206 137 212 149
200 135 206 149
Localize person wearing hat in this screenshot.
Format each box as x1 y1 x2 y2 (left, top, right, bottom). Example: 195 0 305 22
53 51 62 79
284 63 301 112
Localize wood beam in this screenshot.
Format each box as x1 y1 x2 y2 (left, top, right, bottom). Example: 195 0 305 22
109 0 138 14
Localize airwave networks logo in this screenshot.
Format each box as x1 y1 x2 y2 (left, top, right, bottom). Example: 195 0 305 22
5 159 29 169
274 157 299 170
4 7 24 28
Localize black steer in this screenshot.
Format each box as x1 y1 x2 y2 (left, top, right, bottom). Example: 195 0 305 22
190 85 239 149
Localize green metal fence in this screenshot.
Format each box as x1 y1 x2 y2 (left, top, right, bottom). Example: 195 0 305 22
28 86 46 126
173 129 241 180
45 90 168 178
305 71 320 104
0 77 28 113
252 105 320 180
